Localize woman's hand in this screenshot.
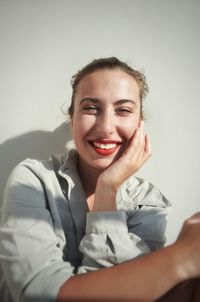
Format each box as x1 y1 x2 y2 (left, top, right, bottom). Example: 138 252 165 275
173 212 200 280
92 121 151 211
99 120 151 189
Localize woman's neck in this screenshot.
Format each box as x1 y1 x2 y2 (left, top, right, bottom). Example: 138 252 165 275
77 157 102 197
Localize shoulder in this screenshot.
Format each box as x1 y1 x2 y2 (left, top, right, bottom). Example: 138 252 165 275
2 155 64 209
5 157 54 187
5 152 69 184
116 175 171 211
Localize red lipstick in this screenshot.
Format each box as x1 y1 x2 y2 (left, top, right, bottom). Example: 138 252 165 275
89 139 122 156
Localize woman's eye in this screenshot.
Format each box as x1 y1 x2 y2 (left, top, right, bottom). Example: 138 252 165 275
82 106 98 114
116 108 133 115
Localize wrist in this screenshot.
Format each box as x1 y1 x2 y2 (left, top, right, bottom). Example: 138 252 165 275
92 179 117 212
97 174 119 192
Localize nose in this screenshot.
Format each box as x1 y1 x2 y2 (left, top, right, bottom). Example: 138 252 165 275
96 110 115 136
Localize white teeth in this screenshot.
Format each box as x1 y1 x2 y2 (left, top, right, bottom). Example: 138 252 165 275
93 142 117 149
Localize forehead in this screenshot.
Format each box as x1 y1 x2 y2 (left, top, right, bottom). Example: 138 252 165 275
75 69 140 101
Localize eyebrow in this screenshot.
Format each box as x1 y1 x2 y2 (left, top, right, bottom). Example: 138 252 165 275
80 97 137 106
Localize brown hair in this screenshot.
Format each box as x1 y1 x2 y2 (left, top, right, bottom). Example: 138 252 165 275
68 57 149 118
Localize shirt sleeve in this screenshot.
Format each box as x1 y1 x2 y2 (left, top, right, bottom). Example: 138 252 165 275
127 205 169 251
0 164 75 302
78 210 150 274
78 185 170 273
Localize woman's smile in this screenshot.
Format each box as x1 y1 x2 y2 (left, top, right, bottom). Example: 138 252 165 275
71 68 141 172
88 139 122 156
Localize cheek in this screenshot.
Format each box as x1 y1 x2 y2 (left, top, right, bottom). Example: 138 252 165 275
121 118 140 139
72 114 95 140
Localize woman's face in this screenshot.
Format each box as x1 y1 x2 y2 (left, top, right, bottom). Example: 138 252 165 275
71 69 141 172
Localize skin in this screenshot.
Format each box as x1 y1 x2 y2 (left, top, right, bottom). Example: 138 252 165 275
56 68 200 301
71 69 150 210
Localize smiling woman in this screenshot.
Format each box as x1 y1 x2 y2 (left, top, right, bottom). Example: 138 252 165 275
72 68 145 171
0 57 200 302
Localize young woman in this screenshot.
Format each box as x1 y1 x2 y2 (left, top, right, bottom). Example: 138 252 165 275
0 57 199 302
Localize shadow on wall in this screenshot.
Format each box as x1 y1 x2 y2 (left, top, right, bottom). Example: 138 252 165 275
0 122 72 205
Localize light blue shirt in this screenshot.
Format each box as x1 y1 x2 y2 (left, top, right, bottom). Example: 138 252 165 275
0 149 170 302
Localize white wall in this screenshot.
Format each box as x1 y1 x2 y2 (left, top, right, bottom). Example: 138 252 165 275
0 0 199 244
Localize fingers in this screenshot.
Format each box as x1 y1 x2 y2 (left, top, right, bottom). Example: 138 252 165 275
116 123 151 178
126 121 151 164
144 134 151 155
188 212 200 221
182 212 200 229
176 212 200 278
178 212 200 241
126 122 144 154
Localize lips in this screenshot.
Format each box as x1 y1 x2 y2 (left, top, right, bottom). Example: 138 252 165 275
88 139 122 155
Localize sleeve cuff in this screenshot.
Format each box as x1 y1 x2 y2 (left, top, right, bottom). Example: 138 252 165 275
86 211 128 234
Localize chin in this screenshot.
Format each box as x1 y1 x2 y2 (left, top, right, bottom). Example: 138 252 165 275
91 158 115 170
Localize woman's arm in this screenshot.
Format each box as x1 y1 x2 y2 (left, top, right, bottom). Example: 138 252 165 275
57 244 180 302
156 278 200 302
57 120 200 301
57 213 200 301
